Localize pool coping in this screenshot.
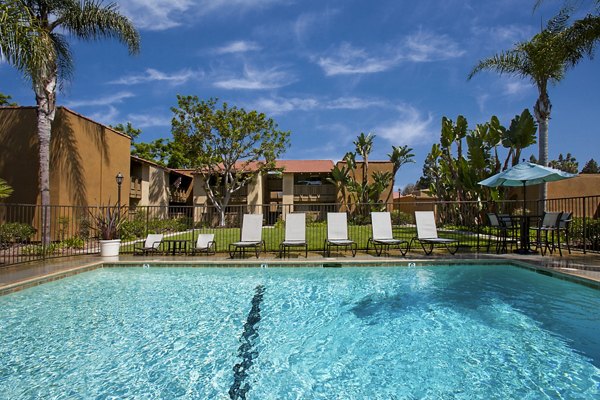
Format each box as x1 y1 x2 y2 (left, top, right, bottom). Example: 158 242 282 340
2 257 599 296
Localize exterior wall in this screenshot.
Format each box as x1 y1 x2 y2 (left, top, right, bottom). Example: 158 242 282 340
247 175 263 213
148 165 169 208
282 172 294 216
0 107 131 207
335 161 395 205
394 195 437 215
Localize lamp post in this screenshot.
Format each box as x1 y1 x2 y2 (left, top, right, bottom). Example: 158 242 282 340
116 172 123 211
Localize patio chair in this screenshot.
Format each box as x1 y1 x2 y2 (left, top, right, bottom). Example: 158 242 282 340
532 212 562 256
134 233 163 255
190 233 216 256
279 213 308 258
558 212 573 254
324 212 356 257
367 212 408 256
486 213 517 254
409 211 459 255
229 214 265 258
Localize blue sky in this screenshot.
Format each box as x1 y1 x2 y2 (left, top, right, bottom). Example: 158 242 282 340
2 0 600 190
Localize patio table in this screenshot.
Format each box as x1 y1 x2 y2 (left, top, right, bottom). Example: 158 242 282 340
505 214 541 254
163 239 188 256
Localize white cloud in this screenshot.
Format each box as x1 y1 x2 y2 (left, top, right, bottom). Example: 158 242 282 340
118 0 193 31
315 32 464 76
374 105 435 145
504 80 532 96
472 25 534 48
317 42 399 76
246 95 389 115
326 97 388 110
119 0 291 31
64 91 135 108
110 68 198 86
127 113 172 128
404 31 466 62
213 65 295 90
250 97 319 115
215 40 261 54
87 106 120 126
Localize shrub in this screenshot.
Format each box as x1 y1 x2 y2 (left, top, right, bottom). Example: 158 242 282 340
0 222 36 244
390 210 412 225
570 217 600 250
20 243 60 256
60 236 85 249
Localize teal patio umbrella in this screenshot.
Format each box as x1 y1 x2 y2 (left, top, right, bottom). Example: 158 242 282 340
479 161 577 211
479 162 577 253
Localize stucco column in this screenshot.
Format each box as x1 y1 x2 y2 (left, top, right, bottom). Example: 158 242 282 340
192 175 208 223
282 172 294 217
247 174 263 214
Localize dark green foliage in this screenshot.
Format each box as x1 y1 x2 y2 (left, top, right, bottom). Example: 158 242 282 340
111 122 141 141
390 210 412 225
0 222 36 245
0 92 17 106
581 158 600 173
549 153 578 173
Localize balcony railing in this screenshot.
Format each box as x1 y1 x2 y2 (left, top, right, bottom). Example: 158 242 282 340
294 184 336 202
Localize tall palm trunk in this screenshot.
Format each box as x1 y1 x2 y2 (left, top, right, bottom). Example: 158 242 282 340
33 69 57 246
534 86 551 211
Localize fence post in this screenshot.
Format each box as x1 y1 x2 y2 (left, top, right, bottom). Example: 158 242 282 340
146 207 150 237
582 196 587 254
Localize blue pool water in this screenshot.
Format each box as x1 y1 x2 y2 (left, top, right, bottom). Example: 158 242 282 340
1 265 599 399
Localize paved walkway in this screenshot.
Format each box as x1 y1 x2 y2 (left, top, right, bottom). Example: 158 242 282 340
2 250 600 295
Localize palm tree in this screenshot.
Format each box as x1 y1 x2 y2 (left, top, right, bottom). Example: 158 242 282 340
385 145 415 204
353 132 375 204
469 10 600 203
0 178 14 199
2 0 139 243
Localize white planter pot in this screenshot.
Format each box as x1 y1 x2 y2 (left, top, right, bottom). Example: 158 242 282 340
100 239 121 257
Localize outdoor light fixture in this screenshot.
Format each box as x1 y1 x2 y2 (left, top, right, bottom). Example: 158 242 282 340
116 172 124 210
116 172 124 186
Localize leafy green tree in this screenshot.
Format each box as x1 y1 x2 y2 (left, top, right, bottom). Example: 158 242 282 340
549 153 579 173
0 178 13 199
110 122 141 142
171 96 290 226
581 158 600 173
2 0 139 244
469 9 600 203
130 138 190 169
0 92 17 106
327 164 351 209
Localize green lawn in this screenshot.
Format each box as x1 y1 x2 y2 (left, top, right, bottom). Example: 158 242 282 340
120 224 498 254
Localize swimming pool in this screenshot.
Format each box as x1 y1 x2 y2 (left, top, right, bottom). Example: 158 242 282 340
1 264 599 399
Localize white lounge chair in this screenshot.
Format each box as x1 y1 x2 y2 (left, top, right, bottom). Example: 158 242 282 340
134 233 163 255
324 212 356 257
279 213 308 258
409 211 459 255
190 233 216 255
229 214 265 258
367 212 408 256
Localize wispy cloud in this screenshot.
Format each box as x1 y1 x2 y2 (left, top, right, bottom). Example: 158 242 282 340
120 0 291 31
110 68 198 86
315 31 464 76
246 95 389 115
293 8 340 44
215 40 261 54
212 65 295 90
317 42 398 76
119 0 193 31
471 24 534 48
127 113 172 128
64 91 135 108
504 80 532 96
88 106 120 126
374 105 435 145
404 31 466 62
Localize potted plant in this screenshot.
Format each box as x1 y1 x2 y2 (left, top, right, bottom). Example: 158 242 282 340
90 205 127 257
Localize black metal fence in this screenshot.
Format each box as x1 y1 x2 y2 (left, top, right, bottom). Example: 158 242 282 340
1 195 599 266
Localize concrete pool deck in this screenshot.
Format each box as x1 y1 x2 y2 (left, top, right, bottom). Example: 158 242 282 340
2 250 600 295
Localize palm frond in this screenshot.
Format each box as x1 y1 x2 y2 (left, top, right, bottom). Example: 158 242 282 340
0 0 56 81
57 0 140 54
468 50 529 80
546 6 572 34
50 31 73 84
